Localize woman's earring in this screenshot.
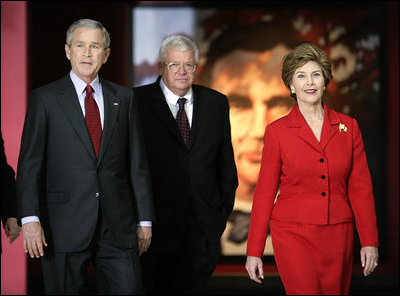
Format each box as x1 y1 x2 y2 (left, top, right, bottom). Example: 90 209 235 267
291 88 296 95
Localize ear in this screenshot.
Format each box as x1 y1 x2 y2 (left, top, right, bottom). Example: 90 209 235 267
103 48 111 64
158 62 164 75
65 44 71 61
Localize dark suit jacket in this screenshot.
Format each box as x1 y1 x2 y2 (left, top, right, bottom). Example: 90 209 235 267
1 133 17 226
134 77 238 253
17 74 154 252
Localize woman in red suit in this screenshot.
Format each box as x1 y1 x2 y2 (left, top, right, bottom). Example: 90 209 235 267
245 43 379 295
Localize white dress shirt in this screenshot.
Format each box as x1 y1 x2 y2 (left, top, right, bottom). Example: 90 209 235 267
160 78 193 126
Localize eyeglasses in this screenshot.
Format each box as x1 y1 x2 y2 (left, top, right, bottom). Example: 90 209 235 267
164 62 197 73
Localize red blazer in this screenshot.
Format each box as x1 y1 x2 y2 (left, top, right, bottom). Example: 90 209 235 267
247 103 379 257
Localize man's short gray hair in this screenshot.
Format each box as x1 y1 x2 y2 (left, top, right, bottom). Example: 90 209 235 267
66 19 110 49
159 35 199 64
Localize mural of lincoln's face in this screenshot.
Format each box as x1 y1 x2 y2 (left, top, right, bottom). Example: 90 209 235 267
210 44 294 202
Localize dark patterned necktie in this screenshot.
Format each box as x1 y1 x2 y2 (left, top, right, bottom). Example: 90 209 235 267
176 97 190 147
85 85 102 158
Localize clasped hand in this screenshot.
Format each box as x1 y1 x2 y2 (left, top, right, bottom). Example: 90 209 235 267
4 217 20 243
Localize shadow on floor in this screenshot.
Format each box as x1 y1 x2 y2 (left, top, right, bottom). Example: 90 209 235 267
205 274 399 295
26 259 399 295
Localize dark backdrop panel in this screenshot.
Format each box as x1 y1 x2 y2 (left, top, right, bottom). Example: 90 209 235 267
28 1 132 90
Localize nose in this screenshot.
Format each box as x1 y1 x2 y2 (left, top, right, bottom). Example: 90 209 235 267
83 45 92 57
249 103 267 139
176 64 187 74
306 75 315 85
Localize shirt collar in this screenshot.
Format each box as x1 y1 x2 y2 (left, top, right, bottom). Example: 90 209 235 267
69 70 101 95
159 77 193 106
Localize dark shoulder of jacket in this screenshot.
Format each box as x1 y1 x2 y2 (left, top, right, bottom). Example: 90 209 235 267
192 83 226 97
133 81 157 93
192 84 228 106
132 79 161 103
30 74 72 97
100 77 133 98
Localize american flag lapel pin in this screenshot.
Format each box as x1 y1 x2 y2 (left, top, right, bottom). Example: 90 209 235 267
339 123 347 133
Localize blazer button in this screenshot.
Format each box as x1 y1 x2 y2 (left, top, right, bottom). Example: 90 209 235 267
321 192 326 197
319 158 324 163
321 175 326 180
95 192 100 198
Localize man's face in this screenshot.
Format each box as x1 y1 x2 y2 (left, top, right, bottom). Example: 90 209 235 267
160 46 196 97
65 27 110 84
211 45 293 198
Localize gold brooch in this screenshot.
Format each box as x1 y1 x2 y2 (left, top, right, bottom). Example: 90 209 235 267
339 123 347 133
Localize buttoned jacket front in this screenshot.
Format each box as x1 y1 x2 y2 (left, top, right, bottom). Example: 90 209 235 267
247 103 379 257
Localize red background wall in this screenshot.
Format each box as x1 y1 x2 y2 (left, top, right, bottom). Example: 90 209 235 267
1 1 28 294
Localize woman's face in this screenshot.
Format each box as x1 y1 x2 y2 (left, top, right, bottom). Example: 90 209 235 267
290 61 325 105
211 45 293 198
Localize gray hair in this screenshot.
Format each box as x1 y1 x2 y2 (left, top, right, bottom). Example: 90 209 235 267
66 19 110 49
158 35 199 64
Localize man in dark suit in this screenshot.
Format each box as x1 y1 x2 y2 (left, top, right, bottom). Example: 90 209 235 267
16 19 154 294
134 35 238 294
1 132 20 253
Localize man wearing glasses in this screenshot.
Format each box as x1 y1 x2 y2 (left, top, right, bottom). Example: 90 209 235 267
134 34 238 294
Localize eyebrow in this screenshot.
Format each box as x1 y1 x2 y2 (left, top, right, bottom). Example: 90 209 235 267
168 61 195 65
265 96 295 108
295 70 322 74
75 41 102 45
228 94 294 109
228 94 252 108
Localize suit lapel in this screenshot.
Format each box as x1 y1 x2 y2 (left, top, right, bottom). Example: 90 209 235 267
298 123 324 155
320 104 340 150
290 103 341 155
187 86 200 150
290 104 325 156
56 75 96 159
98 79 120 164
150 84 186 147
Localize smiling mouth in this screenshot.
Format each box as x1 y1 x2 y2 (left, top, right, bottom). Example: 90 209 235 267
304 89 317 94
